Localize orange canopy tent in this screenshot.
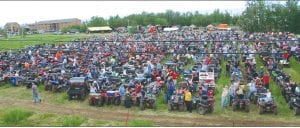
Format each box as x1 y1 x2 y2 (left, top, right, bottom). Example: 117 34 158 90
218 24 228 29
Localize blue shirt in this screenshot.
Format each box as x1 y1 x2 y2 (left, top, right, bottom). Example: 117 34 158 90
119 86 125 96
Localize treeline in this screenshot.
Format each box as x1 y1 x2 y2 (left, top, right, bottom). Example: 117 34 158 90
238 1 300 33
86 9 239 28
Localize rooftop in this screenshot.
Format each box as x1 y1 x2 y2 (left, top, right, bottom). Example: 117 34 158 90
34 18 81 25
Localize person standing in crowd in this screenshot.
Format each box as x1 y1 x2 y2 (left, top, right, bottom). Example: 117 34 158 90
32 82 41 103
171 70 178 86
283 51 289 61
221 86 229 108
184 89 192 113
226 62 230 77
124 87 131 108
263 72 270 89
119 85 125 105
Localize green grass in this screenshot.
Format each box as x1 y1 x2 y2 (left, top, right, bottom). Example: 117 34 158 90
128 119 155 127
283 57 300 83
1 108 33 126
214 58 230 114
255 55 292 116
0 34 87 50
62 115 87 127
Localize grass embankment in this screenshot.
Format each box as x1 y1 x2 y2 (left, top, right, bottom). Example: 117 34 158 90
0 34 87 50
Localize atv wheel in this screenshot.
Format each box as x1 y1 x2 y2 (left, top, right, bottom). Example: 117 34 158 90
179 104 185 112
232 104 237 111
198 107 206 115
89 99 93 106
140 103 145 110
168 104 172 111
208 107 214 113
245 105 250 113
289 101 293 109
97 99 102 107
114 98 121 105
259 106 264 115
294 107 300 116
274 108 278 115
153 103 157 110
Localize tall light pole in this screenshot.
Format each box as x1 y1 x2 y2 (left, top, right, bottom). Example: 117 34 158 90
127 19 130 27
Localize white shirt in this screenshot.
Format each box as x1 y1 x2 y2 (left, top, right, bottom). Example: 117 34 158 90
266 92 271 97
63 59 67 64
90 86 97 93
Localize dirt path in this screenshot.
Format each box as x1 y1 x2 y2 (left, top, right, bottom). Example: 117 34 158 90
0 97 299 126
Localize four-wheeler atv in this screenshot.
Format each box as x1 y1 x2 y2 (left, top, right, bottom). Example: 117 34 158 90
140 93 157 110
289 87 300 115
232 95 250 112
193 95 214 115
258 95 278 115
89 92 102 107
67 77 88 100
168 93 185 111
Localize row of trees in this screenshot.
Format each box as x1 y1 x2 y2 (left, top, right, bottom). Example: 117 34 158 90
84 9 239 28
83 1 299 34
238 1 300 33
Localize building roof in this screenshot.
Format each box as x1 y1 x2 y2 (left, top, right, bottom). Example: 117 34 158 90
4 22 20 26
36 18 80 24
88 26 112 31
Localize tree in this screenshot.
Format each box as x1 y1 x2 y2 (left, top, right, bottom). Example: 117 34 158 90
238 0 300 34
0 27 6 38
87 16 108 27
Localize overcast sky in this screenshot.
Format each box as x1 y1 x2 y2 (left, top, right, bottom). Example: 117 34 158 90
0 1 248 27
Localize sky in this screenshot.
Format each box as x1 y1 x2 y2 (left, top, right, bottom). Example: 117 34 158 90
0 1 248 27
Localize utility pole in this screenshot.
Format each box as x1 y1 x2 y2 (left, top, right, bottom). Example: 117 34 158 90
22 27 24 39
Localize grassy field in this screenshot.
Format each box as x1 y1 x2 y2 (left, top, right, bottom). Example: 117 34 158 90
0 107 129 127
0 34 88 50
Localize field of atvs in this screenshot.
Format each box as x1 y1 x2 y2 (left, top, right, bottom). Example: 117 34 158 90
0 31 300 126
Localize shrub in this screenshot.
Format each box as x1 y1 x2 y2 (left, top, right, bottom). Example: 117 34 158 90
2 108 33 126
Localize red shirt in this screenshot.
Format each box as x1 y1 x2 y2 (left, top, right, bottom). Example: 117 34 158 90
206 57 211 65
263 75 270 84
283 53 289 60
135 84 142 93
171 71 178 80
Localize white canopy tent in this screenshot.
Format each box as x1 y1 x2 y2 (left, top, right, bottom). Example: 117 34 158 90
163 27 179 32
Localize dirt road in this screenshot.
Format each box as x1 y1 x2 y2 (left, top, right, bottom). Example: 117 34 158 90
0 97 299 127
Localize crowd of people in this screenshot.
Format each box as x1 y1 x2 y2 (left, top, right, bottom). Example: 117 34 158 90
0 27 299 113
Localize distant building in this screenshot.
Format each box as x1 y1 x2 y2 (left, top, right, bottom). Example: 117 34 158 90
28 18 81 32
4 22 21 34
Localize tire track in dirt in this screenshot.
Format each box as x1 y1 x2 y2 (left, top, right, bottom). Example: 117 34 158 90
0 97 299 126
